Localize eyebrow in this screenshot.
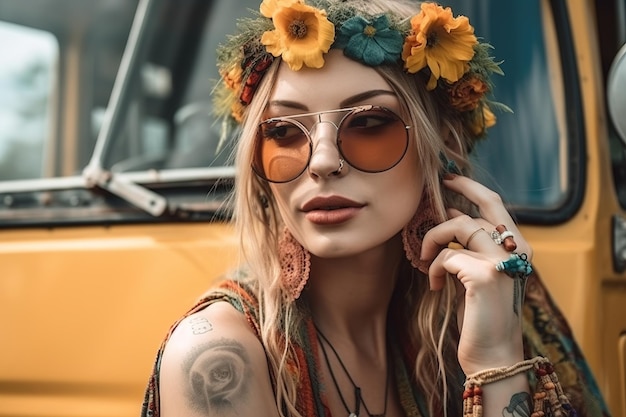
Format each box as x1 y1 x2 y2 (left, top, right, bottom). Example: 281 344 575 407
267 89 397 111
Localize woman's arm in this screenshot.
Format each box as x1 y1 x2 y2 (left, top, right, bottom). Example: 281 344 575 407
159 301 280 417
422 174 533 416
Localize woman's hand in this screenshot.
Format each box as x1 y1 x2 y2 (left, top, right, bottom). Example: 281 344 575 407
420 174 532 375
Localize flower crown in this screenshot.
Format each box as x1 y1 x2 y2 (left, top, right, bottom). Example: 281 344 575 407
215 0 508 144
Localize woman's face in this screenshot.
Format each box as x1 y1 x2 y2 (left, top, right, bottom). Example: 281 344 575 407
263 50 424 258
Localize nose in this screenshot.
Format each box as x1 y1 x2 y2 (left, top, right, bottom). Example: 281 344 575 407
307 120 343 178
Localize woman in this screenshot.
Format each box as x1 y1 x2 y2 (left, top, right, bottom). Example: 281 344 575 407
141 1 579 416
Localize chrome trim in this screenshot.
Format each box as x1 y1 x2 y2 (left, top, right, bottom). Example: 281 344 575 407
0 166 236 194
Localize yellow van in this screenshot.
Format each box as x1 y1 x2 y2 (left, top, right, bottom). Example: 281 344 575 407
0 0 625 416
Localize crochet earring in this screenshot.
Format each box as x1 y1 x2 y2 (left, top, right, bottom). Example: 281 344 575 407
401 191 438 274
278 227 311 302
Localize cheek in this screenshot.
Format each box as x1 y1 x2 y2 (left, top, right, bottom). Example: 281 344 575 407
385 146 424 213
361 146 424 241
376 173 423 226
269 183 297 226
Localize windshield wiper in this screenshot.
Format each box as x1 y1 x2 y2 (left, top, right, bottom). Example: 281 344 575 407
83 165 168 217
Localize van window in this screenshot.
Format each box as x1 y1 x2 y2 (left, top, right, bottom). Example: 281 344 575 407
0 22 57 180
445 0 579 218
0 0 138 183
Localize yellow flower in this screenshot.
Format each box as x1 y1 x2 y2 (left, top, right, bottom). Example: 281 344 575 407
402 3 478 90
470 104 497 136
260 0 303 18
449 76 488 111
483 105 496 129
261 2 335 70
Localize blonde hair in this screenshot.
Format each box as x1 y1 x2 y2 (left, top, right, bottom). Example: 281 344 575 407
231 0 475 415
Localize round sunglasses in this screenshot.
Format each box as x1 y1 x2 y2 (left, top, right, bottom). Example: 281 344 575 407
252 105 411 183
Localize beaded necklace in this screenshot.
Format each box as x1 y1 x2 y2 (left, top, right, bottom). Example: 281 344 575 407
315 325 389 417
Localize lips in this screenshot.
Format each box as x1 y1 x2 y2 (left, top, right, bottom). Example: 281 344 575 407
301 196 365 225
302 196 364 212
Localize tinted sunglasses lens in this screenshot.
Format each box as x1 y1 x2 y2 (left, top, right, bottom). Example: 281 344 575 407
338 108 408 172
253 119 311 182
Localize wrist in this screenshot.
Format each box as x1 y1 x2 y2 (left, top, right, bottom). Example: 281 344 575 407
460 349 524 376
462 357 576 417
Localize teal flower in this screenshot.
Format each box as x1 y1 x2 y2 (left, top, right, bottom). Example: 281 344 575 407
335 15 404 66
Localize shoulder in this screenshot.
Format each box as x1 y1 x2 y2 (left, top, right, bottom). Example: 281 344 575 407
158 301 279 417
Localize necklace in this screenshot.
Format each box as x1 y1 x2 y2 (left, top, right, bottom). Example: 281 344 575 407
315 325 390 417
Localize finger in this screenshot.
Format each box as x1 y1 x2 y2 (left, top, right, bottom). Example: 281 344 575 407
443 175 521 236
446 207 467 219
427 247 500 289
427 247 459 291
448 208 517 253
420 215 499 263
443 176 532 257
446 208 498 245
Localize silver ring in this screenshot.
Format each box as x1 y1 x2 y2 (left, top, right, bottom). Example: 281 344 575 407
491 230 514 244
491 230 514 245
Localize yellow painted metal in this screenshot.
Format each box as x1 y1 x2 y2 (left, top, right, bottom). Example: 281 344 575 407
0 223 238 417
619 334 626 417
513 1 626 415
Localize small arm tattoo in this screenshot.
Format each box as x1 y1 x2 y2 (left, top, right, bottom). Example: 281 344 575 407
502 392 532 417
189 316 213 335
182 338 250 414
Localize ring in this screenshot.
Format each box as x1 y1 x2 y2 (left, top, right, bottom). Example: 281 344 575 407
465 228 485 249
500 230 514 240
495 253 532 277
490 231 505 244
491 224 517 251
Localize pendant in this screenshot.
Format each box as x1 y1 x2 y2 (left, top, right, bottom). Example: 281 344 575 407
348 414 357 417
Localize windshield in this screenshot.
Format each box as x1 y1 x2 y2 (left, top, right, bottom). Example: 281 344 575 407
0 0 581 225
95 0 579 218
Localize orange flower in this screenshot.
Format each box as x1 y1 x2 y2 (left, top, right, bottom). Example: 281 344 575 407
220 65 243 92
260 0 303 18
231 99 246 123
449 76 488 111
402 3 477 90
261 2 335 70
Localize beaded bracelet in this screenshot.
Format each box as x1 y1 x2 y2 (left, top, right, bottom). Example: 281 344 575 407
462 356 577 417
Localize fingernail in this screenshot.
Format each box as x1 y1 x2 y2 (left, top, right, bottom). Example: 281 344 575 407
443 173 456 180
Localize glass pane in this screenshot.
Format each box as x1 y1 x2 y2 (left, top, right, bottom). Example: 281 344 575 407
444 0 567 210
104 0 260 172
0 0 138 181
0 22 57 180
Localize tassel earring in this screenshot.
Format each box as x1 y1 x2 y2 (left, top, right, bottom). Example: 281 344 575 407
401 192 438 274
278 227 311 302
